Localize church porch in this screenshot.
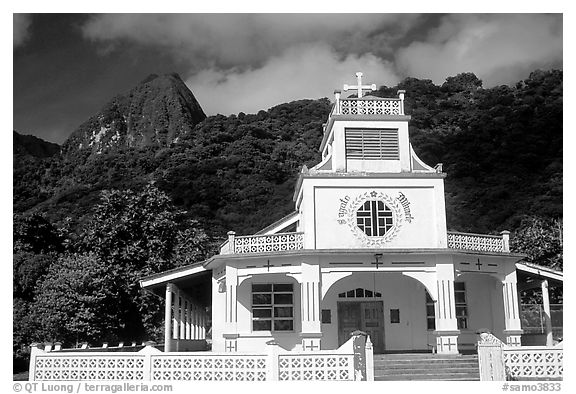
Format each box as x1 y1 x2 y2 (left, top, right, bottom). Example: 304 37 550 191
202 247 524 355
321 263 520 355
139 263 212 352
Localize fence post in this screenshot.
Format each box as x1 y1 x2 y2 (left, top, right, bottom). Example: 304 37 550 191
350 330 367 381
140 341 159 381
365 336 374 381
477 332 506 381
43 342 53 352
28 343 43 381
266 340 280 381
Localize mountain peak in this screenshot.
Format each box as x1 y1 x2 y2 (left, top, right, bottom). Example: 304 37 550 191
62 72 206 155
140 73 160 84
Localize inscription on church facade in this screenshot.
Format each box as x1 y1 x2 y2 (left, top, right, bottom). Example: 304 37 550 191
397 192 414 223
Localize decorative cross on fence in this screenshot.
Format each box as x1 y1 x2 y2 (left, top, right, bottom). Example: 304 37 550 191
445 337 458 352
343 72 377 98
303 340 320 351
225 340 237 352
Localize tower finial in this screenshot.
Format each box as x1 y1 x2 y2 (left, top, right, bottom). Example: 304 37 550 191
343 71 377 98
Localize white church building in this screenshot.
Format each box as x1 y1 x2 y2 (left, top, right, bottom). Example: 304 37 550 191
139 73 555 356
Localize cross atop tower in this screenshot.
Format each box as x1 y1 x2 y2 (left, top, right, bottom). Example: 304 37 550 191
343 72 377 98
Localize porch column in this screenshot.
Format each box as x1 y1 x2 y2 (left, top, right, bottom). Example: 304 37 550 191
300 261 322 351
200 310 206 339
434 263 459 354
179 296 186 340
164 283 173 352
502 271 523 346
185 300 191 340
541 280 553 346
172 288 180 341
193 304 198 339
224 265 239 351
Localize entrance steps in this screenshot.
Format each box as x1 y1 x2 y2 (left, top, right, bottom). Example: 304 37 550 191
373 353 480 381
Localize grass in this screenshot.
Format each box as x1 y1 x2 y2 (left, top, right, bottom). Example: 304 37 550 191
13 371 28 381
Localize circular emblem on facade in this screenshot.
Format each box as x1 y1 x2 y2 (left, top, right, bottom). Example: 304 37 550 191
338 191 405 247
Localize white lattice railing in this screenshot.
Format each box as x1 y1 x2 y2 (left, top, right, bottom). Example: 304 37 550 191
477 332 563 381
278 352 355 381
29 334 370 382
32 354 147 380
339 98 402 115
220 232 304 255
151 353 268 381
504 345 563 379
447 231 509 253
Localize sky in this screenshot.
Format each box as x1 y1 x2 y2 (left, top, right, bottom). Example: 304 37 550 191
13 12 563 144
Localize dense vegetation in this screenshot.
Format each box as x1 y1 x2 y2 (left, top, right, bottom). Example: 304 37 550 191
13 185 209 371
13 70 562 372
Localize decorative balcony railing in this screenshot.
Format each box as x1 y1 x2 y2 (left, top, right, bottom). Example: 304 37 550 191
338 98 403 115
219 230 510 255
220 232 304 255
447 231 510 253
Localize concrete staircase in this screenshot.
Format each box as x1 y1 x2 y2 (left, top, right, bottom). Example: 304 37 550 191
373 353 480 381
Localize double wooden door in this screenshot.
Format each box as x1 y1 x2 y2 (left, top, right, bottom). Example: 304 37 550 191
337 301 384 353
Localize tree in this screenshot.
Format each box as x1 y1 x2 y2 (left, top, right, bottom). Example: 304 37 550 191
34 183 211 344
441 72 483 93
32 253 122 345
13 213 64 254
511 216 563 270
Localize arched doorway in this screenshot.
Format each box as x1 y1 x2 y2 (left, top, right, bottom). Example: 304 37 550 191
323 271 433 353
336 289 385 352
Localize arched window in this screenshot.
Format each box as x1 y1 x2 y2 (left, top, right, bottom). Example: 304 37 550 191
338 288 382 298
356 200 394 236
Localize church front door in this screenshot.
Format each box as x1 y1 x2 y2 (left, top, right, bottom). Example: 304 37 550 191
337 301 384 353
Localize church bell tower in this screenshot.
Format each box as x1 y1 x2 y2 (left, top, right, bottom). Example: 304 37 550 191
294 72 447 250
315 72 438 174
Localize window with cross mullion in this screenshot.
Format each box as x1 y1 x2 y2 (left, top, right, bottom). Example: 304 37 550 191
252 283 294 332
454 282 468 329
357 200 393 236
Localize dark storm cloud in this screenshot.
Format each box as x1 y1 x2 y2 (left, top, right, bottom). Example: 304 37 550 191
81 14 423 70
13 13 563 143
396 14 563 86
13 14 32 48
80 13 563 116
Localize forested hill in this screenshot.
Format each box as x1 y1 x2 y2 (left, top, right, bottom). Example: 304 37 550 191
12 70 562 368
375 71 562 233
13 70 562 239
13 131 60 158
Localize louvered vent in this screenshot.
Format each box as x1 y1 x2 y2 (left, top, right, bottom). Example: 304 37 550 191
345 128 399 160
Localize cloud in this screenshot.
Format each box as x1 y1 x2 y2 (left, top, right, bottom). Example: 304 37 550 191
395 14 563 86
185 43 400 116
79 13 563 116
81 14 421 69
14 14 32 48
